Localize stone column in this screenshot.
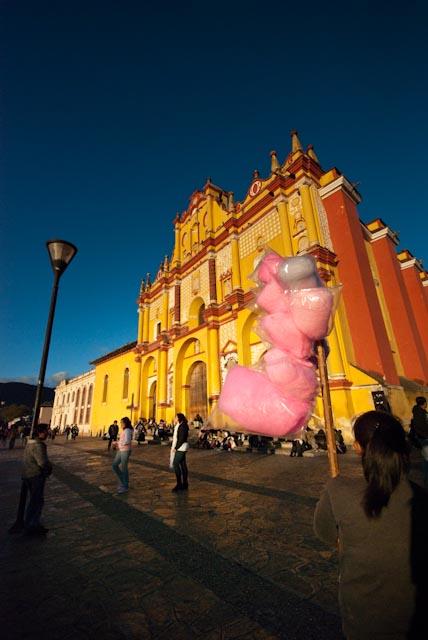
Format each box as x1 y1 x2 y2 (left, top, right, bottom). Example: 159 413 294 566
231 234 242 290
207 323 221 406
137 305 144 344
275 195 293 256
299 181 318 246
157 346 169 418
143 303 150 343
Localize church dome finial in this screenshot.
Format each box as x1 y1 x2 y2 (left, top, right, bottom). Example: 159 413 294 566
307 144 320 164
270 150 281 174
290 130 303 152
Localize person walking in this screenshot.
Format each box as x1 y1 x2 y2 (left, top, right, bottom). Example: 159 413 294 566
112 417 133 494
411 396 428 487
8 423 18 449
170 413 189 492
9 423 53 536
314 410 428 639
107 420 119 451
134 417 147 445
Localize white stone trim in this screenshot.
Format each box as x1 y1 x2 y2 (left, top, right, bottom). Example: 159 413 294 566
319 176 362 205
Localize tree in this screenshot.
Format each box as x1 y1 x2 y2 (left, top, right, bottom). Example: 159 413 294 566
0 404 31 423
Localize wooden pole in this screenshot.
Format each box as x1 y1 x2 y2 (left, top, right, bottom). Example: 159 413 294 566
316 341 339 478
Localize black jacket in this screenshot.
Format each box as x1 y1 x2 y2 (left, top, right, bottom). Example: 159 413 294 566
108 423 119 437
176 422 189 450
412 405 428 439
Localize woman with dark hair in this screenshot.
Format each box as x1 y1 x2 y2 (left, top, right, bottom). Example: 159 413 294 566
112 417 133 495
170 413 189 491
411 396 428 487
314 410 428 639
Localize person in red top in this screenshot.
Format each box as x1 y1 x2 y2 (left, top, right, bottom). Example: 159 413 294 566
112 417 133 495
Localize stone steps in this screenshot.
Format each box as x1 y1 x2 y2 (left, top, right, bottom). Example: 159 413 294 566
137 433 325 456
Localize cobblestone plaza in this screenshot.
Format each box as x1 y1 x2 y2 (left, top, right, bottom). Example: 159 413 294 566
1 437 424 639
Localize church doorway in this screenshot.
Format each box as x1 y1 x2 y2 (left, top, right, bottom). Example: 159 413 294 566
189 361 207 421
149 381 157 419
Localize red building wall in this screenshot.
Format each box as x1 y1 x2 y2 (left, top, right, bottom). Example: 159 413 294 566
321 179 399 385
398 253 428 379
370 232 428 383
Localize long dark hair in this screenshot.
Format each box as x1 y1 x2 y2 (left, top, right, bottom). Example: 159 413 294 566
353 410 409 518
176 413 188 427
121 417 133 430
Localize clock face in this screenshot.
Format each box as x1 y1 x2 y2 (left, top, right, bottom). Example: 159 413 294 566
249 180 262 197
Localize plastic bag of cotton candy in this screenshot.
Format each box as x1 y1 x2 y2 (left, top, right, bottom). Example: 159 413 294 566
211 249 341 438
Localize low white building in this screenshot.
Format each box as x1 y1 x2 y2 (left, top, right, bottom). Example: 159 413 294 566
52 370 95 436
39 402 53 426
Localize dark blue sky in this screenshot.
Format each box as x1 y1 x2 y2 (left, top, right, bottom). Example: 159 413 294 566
1 0 427 386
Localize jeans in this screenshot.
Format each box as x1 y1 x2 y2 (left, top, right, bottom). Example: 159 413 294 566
113 450 131 488
172 450 188 487
23 475 46 530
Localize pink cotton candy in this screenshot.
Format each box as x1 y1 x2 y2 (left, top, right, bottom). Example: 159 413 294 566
218 366 313 437
256 250 282 283
290 288 334 339
212 250 341 439
259 313 313 359
263 349 318 400
255 280 290 314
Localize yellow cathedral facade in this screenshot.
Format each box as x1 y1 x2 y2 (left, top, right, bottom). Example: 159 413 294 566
54 131 428 441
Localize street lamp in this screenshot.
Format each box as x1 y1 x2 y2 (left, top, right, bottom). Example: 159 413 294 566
31 239 78 436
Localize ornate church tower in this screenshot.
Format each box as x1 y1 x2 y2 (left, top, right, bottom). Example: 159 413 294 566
89 131 427 436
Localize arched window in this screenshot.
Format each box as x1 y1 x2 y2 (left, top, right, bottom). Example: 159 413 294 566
86 385 93 423
102 375 109 403
79 388 86 423
198 303 205 326
74 389 80 423
155 321 161 339
122 368 130 399
149 381 157 419
189 361 207 419
188 296 205 330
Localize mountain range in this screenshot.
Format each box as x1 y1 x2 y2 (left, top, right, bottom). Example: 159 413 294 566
0 382 55 407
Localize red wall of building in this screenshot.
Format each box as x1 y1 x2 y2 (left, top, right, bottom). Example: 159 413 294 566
371 237 428 383
321 186 399 384
400 263 428 380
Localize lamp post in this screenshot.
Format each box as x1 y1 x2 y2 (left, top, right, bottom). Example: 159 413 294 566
30 240 77 437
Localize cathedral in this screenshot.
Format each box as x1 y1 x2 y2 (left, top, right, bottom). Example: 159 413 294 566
52 131 428 440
